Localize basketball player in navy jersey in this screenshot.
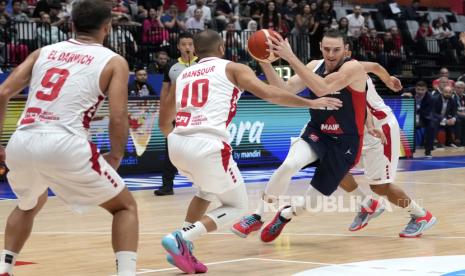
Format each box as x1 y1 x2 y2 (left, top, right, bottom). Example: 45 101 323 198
232 28 369 242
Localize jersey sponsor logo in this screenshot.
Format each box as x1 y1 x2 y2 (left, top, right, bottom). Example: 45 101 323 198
175 112 191 127
309 132 320 142
20 107 60 125
320 115 344 134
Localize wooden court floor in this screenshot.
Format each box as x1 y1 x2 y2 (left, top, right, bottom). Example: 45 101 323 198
1 154 465 275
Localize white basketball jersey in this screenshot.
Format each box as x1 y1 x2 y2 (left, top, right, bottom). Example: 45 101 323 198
173 57 243 141
366 77 393 120
18 39 118 137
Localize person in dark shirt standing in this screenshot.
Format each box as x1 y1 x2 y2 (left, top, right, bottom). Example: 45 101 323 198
155 32 197 196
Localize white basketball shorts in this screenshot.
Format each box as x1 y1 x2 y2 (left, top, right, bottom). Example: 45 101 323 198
6 125 125 212
360 114 400 185
168 132 243 196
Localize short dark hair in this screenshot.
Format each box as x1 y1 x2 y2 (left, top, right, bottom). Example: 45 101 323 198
323 28 348 44
193 30 222 57
178 32 194 44
72 0 112 35
155 51 168 58
416 81 428 87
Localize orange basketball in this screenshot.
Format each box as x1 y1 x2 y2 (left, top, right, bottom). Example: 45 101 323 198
247 29 282 63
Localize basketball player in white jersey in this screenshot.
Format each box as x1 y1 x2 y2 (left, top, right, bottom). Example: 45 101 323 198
339 61 436 238
0 1 138 275
158 29 342 274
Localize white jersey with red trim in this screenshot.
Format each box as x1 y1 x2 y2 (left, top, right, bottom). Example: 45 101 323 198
366 77 393 120
173 57 243 141
17 39 118 138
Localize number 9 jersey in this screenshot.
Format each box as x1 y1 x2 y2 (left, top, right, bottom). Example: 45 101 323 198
17 39 118 138
173 57 243 141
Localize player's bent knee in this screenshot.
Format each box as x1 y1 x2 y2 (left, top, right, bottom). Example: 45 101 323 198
280 159 303 175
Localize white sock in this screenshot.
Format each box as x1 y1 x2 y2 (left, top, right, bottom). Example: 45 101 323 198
350 187 372 209
116 251 137 276
254 199 266 217
407 200 426 217
280 206 293 220
181 221 207 241
182 221 192 228
0 250 17 274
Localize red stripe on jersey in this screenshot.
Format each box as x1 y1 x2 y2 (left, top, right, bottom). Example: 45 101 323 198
226 87 240 127
347 86 366 165
88 142 101 175
221 142 232 172
367 102 387 120
382 123 392 162
83 95 105 129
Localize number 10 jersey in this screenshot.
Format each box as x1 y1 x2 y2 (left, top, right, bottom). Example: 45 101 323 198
173 57 243 141
17 39 118 138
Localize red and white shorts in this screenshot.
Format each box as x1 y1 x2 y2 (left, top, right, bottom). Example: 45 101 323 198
359 114 400 185
6 125 125 212
168 132 243 198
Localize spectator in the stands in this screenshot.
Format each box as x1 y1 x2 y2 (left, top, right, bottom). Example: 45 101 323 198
260 0 284 33
381 30 402 74
378 0 402 19
432 67 455 90
148 50 170 74
11 0 29 22
0 0 10 22
214 0 233 31
249 0 266 24
337 17 349 35
143 7 169 46
346 5 364 38
434 85 458 147
48 1 68 27
432 17 456 60
186 0 211 26
0 14 9 64
108 17 138 59
415 20 433 54
454 81 465 146
185 8 205 31
128 67 156 96
404 0 422 21
292 3 314 34
162 4 186 41
36 12 65 47
281 0 297 31
361 28 383 62
222 22 242 61
311 0 336 58
163 0 187 19
112 0 129 14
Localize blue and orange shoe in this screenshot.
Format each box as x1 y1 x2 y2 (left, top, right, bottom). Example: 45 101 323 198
399 210 437 238
260 206 291 243
231 214 264 238
161 230 196 274
166 241 208 273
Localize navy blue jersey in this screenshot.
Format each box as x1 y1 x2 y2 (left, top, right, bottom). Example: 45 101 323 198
308 58 366 139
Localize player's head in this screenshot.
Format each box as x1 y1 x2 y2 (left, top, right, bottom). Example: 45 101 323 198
415 81 428 96
320 28 348 71
71 0 112 39
193 30 225 59
177 32 195 59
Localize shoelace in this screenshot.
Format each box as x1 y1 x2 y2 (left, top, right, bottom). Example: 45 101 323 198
241 216 258 227
404 216 419 232
269 219 284 235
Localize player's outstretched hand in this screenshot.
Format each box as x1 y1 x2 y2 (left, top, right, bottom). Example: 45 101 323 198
267 35 295 61
103 152 123 170
311 97 343 110
368 128 387 144
386 76 402 92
